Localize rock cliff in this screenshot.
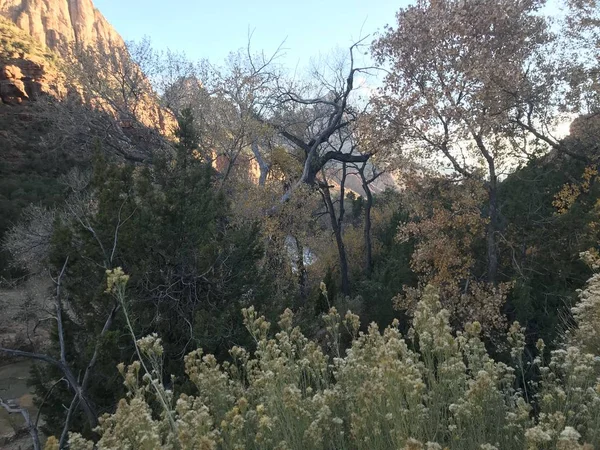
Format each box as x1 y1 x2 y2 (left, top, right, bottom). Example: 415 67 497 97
0 0 175 135
0 16 64 104
0 0 125 106
0 0 124 54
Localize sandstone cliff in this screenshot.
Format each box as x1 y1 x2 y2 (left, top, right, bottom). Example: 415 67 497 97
0 0 175 135
0 17 64 104
0 0 124 54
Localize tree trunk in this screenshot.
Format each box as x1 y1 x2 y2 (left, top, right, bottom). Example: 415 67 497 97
59 363 99 429
320 181 350 296
487 177 499 284
359 169 374 276
251 140 270 186
472 133 499 285
363 189 374 276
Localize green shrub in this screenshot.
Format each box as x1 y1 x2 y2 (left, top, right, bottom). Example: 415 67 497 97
53 265 600 450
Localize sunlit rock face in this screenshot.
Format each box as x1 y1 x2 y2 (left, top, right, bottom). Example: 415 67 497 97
0 0 124 106
0 0 176 135
0 17 67 105
0 0 124 54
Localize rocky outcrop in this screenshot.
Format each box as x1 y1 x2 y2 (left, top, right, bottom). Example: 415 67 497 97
0 56 63 104
0 63 27 104
0 0 176 142
0 0 124 54
0 17 65 104
0 3 176 134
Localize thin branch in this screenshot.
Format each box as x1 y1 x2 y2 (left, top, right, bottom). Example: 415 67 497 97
110 201 137 265
54 257 69 364
0 398 41 450
59 395 80 449
80 303 120 393
512 117 591 163
34 377 68 428
0 348 60 366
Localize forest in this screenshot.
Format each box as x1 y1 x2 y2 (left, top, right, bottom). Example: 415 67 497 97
0 0 599 449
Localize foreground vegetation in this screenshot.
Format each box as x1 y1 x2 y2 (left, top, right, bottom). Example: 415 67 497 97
43 260 600 450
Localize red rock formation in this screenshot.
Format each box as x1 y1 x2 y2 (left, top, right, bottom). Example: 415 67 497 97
0 64 26 104
0 0 125 54
0 56 65 104
0 16 67 104
0 1 175 134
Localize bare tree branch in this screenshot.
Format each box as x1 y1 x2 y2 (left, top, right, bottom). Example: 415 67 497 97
0 398 41 450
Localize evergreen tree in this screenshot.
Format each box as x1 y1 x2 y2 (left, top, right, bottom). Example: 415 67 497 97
32 111 275 437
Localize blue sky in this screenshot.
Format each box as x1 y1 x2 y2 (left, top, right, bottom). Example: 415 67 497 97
93 0 408 68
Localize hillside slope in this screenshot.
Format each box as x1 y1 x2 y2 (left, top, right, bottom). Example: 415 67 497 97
0 4 170 276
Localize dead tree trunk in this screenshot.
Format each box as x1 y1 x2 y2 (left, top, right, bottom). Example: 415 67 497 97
251 140 270 186
0 258 120 440
0 398 41 450
319 170 350 296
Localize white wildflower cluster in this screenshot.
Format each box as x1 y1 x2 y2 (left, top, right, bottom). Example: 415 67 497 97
57 276 600 450
104 267 130 295
571 272 600 353
523 266 600 450
137 333 164 358
580 250 600 271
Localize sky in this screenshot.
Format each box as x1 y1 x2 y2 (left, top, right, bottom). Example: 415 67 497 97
93 0 408 69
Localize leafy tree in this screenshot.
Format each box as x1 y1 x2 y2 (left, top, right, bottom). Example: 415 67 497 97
373 0 551 283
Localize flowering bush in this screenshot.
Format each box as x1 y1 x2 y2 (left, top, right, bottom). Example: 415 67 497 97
47 268 600 450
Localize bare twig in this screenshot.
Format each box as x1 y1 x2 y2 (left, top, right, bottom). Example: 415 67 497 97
0 397 41 450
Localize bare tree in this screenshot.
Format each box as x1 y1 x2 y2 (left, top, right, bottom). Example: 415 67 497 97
158 36 376 200
63 39 174 160
31 91 164 164
0 397 41 450
313 121 372 295
68 41 152 125
318 163 351 296
0 170 135 446
0 258 120 447
2 204 55 273
161 38 284 187
264 38 375 202
353 161 384 276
